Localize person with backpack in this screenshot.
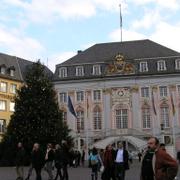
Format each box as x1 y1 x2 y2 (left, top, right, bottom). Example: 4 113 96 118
89 147 103 180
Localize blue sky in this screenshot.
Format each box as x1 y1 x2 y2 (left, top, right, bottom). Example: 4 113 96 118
0 0 180 72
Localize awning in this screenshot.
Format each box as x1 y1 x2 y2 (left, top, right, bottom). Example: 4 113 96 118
92 136 147 150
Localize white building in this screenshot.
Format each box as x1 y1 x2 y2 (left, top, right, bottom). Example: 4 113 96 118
53 39 180 155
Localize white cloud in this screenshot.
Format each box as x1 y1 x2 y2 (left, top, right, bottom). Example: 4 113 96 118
109 28 146 42
129 0 180 10
0 25 44 61
132 9 162 30
48 51 76 72
150 22 180 52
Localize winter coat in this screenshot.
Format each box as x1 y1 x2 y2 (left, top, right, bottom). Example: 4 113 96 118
141 148 178 180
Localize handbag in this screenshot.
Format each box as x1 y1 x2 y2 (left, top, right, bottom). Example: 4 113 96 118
100 165 104 172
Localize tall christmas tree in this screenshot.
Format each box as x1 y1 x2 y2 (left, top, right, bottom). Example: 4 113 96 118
0 61 72 165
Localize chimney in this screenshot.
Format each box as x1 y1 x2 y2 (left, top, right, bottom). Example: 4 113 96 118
77 50 82 54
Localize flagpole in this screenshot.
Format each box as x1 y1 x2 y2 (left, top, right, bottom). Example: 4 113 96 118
119 4 122 42
171 91 176 157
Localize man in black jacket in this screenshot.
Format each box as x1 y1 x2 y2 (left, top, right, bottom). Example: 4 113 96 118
31 143 44 180
15 142 26 180
114 142 129 180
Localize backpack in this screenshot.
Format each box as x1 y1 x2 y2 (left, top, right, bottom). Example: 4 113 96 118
90 154 98 165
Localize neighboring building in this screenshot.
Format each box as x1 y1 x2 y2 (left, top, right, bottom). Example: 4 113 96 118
0 53 52 140
53 39 180 154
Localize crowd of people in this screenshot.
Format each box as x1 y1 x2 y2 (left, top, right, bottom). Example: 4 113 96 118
15 141 84 180
15 137 179 180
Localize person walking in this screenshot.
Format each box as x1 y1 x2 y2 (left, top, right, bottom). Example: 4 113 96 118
61 140 70 180
89 147 103 180
140 137 178 180
44 143 54 180
54 144 63 180
15 142 26 180
101 144 116 180
31 143 45 180
81 149 85 166
114 142 129 180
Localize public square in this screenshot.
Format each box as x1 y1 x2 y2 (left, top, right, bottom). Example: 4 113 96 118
0 160 179 180
0 160 140 180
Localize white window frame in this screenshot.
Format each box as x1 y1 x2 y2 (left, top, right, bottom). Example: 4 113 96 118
76 91 84 102
157 60 166 71
0 67 5 74
77 111 84 130
141 87 149 98
0 100 6 111
0 82 7 92
93 107 102 130
10 102 15 112
159 86 168 97
175 59 180 70
160 106 169 128
142 107 151 129
0 119 6 133
10 84 17 94
10 69 15 76
59 92 67 103
76 66 84 76
59 67 67 78
93 90 101 101
140 62 148 72
93 65 101 75
115 109 128 129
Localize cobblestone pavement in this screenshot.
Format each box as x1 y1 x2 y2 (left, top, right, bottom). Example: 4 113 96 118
0 160 179 180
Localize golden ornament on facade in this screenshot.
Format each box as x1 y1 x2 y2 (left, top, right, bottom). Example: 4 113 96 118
130 85 139 92
106 53 134 74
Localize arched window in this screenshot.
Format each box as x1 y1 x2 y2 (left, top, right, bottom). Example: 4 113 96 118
93 106 102 130
142 106 151 129
160 105 169 128
115 109 128 129
77 110 84 131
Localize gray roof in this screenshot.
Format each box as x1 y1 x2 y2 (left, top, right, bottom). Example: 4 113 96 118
57 39 180 66
54 39 180 81
0 53 53 81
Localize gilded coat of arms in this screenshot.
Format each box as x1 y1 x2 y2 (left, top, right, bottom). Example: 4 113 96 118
107 53 134 74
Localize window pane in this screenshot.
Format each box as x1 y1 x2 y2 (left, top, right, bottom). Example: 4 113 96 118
0 100 6 110
10 102 15 112
93 90 101 101
93 107 102 130
160 107 169 128
0 82 7 92
10 84 17 94
59 93 67 103
159 86 167 97
115 109 128 129
141 87 149 97
0 119 6 133
76 91 84 101
77 111 84 131
142 108 151 128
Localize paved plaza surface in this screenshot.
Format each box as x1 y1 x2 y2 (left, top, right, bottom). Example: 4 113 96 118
0 160 180 180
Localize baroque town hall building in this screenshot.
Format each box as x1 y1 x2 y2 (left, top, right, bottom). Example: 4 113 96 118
54 39 180 153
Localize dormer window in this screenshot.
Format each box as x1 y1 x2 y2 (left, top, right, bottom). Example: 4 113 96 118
0 65 6 74
8 66 15 76
157 60 166 71
175 59 180 70
140 62 148 72
59 67 67 78
76 66 84 76
93 65 101 75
